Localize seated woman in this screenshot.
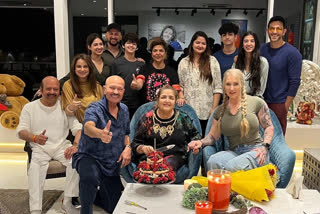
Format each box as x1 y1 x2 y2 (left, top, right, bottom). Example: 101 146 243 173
61 54 104 123
188 69 274 172
124 85 201 183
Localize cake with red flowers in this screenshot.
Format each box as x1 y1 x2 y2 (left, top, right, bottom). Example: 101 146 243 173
133 151 176 184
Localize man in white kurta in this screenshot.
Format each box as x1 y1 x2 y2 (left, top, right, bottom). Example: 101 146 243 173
16 76 81 214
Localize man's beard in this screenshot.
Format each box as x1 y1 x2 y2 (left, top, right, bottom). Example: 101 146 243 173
108 40 119 47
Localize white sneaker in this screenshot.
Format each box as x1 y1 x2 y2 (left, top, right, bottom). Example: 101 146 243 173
30 211 41 214
61 200 80 214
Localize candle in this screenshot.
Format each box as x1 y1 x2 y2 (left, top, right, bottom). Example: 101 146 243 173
195 201 213 214
207 169 231 212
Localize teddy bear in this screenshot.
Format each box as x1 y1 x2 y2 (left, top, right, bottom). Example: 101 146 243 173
0 74 29 129
295 101 315 125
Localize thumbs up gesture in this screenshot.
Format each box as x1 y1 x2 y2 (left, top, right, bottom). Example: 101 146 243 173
130 74 140 90
69 94 81 112
101 120 113 143
36 129 48 145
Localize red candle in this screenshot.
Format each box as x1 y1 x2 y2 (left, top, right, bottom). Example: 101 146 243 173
195 201 213 214
207 169 231 212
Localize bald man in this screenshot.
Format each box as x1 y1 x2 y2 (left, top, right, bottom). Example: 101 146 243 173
72 76 131 214
17 76 82 214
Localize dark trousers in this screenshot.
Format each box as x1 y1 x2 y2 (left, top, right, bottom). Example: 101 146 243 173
199 119 208 137
267 103 287 136
76 157 121 214
128 107 138 120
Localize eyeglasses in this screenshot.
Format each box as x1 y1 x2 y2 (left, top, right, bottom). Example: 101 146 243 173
268 27 283 33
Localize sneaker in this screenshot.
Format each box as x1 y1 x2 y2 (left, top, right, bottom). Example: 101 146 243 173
72 197 81 209
61 200 80 214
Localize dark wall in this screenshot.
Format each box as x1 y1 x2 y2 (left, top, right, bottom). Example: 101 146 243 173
72 16 138 55
0 8 55 60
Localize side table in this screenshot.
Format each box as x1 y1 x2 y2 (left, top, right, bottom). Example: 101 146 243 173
302 148 320 191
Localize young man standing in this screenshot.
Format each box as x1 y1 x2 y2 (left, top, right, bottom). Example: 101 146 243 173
214 22 239 79
260 16 302 135
111 33 145 118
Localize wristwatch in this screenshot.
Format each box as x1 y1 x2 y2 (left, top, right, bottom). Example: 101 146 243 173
261 143 270 151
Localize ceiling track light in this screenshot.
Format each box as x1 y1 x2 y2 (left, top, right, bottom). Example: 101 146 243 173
191 8 197 16
243 9 248 15
256 9 263 17
175 8 179 15
156 8 160 16
226 8 231 16
210 9 215 15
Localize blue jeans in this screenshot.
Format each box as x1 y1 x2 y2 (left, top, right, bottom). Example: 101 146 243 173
207 144 270 172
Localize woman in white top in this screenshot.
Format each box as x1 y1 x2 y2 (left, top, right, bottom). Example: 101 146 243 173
233 31 269 98
178 31 222 136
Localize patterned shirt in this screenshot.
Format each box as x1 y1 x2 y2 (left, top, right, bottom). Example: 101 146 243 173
131 109 201 164
178 56 223 120
140 63 180 102
72 96 130 176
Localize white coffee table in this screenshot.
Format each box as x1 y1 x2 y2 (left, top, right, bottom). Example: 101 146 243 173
113 183 320 214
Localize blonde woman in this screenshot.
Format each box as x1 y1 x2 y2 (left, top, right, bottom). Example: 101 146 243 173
188 69 274 172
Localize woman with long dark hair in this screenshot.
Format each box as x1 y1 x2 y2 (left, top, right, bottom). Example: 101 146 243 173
233 31 269 98
62 54 103 123
59 33 111 87
178 31 222 136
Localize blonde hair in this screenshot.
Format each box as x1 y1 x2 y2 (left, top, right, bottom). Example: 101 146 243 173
216 69 250 138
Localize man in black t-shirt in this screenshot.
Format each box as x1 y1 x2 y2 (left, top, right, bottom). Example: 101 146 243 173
111 33 144 118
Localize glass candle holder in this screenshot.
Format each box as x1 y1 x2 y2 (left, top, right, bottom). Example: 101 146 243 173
195 201 213 214
207 169 231 212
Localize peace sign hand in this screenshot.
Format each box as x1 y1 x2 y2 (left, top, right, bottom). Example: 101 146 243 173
130 74 140 90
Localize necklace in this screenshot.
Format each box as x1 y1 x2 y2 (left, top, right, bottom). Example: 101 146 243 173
152 110 179 139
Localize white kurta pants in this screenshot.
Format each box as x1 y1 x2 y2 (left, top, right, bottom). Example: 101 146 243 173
28 141 79 212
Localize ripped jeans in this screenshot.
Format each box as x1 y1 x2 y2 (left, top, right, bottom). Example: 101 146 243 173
206 144 269 172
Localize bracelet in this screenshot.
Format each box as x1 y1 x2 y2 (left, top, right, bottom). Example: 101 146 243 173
125 144 132 150
32 135 38 143
66 105 74 112
261 143 270 151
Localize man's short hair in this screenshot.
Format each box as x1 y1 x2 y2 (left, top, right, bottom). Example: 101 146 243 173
123 33 139 46
106 23 121 32
268 16 286 28
218 23 239 35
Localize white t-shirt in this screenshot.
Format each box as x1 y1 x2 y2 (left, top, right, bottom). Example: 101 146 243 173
16 98 82 154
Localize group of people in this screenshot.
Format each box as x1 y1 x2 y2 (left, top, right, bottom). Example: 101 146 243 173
16 15 302 214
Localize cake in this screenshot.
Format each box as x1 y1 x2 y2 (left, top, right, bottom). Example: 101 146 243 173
133 151 176 184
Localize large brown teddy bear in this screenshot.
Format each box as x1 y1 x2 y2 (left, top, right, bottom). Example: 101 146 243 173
0 74 29 129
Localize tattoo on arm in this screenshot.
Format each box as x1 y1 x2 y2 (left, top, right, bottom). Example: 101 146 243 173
258 104 274 144
259 104 273 128
263 128 273 144
200 133 216 146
